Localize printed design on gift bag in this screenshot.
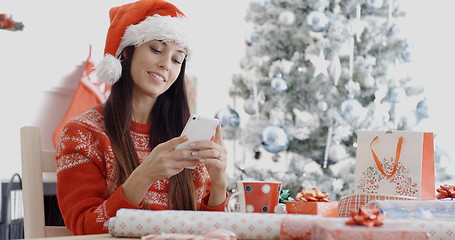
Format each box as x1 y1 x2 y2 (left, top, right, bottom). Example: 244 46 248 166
357 136 419 196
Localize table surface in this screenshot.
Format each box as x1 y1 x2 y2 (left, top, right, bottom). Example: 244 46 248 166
32 234 138 240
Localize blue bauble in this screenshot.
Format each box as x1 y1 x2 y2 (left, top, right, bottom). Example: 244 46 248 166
401 47 412 63
340 98 363 122
271 76 288 94
305 11 329 32
416 98 429 119
261 125 289 153
215 107 240 128
366 0 384 9
245 28 259 46
259 0 274 10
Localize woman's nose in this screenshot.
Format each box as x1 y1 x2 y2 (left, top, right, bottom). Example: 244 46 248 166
159 56 171 71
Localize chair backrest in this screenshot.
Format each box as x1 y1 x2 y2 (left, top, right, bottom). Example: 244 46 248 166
20 126 73 238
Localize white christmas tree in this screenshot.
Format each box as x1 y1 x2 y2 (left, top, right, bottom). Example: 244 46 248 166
223 0 432 200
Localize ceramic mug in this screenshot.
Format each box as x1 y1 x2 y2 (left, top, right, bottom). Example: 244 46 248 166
228 181 282 213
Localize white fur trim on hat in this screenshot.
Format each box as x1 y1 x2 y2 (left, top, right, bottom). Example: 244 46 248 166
117 14 190 57
96 54 122 84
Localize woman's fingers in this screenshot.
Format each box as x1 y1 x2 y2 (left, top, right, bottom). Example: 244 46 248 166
214 124 225 147
162 135 189 151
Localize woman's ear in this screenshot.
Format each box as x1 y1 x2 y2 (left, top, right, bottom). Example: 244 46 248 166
122 48 128 60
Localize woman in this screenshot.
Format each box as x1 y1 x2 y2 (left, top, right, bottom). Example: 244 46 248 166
56 0 228 235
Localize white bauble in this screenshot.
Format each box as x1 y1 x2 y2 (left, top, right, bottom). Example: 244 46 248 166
329 144 346 162
278 10 296 26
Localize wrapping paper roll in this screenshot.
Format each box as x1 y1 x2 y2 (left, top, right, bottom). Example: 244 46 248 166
366 200 455 219
108 209 312 239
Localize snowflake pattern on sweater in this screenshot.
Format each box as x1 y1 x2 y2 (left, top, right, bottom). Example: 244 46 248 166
56 105 224 235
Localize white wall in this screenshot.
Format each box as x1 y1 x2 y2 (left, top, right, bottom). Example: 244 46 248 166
1 0 454 180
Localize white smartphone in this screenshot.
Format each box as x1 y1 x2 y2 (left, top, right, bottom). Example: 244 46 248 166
174 114 220 161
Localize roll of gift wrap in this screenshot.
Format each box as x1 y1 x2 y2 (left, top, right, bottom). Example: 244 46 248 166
108 209 286 239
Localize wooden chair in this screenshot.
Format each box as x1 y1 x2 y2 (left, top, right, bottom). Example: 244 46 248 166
20 126 73 238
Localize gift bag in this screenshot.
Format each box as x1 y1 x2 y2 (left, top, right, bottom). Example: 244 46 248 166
354 130 434 199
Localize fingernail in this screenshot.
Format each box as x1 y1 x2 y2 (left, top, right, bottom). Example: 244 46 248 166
190 143 196 148
199 158 205 163
191 151 198 156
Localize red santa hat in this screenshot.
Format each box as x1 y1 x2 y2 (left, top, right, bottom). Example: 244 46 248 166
96 0 190 84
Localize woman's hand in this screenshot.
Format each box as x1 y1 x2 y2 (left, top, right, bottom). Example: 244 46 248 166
122 135 200 205
189 124 228 206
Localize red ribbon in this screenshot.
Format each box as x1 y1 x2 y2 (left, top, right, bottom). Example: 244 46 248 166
370 136 403 179
436 185 455 199
345 206 385 227
295 188 330 202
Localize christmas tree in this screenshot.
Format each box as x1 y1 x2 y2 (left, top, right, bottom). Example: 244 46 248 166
223 0 432 200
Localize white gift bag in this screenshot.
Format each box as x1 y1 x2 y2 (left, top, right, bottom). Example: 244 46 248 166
354 130 434 199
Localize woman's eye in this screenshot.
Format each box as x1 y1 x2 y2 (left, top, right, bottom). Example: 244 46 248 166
150 47 161 53
173 59 182 65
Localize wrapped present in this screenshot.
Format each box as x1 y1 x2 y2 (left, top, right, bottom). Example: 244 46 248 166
286 201 338 217
312 219 429 240
338 193 417 217
365 200 455 219
287 187 338 217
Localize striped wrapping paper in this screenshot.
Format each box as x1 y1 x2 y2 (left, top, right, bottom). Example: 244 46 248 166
338 194 417 217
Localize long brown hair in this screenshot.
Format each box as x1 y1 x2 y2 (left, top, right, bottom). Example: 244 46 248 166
104 45 197 210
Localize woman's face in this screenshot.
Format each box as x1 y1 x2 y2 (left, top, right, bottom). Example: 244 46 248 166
129 40 187 100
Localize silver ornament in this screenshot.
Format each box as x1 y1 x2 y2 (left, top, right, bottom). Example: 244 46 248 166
245 28 259 46
305 11 329 32
259 0 274 10
244 97 258 115
240 56 254 71
215 107 240 128
366 0 384 9
261 125 289 154
278 10 296 26
271 76 288 94
401 46 412 63
328 144 346 162
364 75 375 87
340 98 363 122
318 101 328 111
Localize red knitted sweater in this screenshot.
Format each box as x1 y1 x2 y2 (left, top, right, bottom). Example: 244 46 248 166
56 105 226 235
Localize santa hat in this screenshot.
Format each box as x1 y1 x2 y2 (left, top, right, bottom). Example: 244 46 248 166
96 0 189 84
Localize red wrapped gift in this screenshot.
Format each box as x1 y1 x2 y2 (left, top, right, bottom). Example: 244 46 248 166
286 201 339 217
312 220 429 240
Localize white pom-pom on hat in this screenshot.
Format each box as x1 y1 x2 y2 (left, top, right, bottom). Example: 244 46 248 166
95 54 122 85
